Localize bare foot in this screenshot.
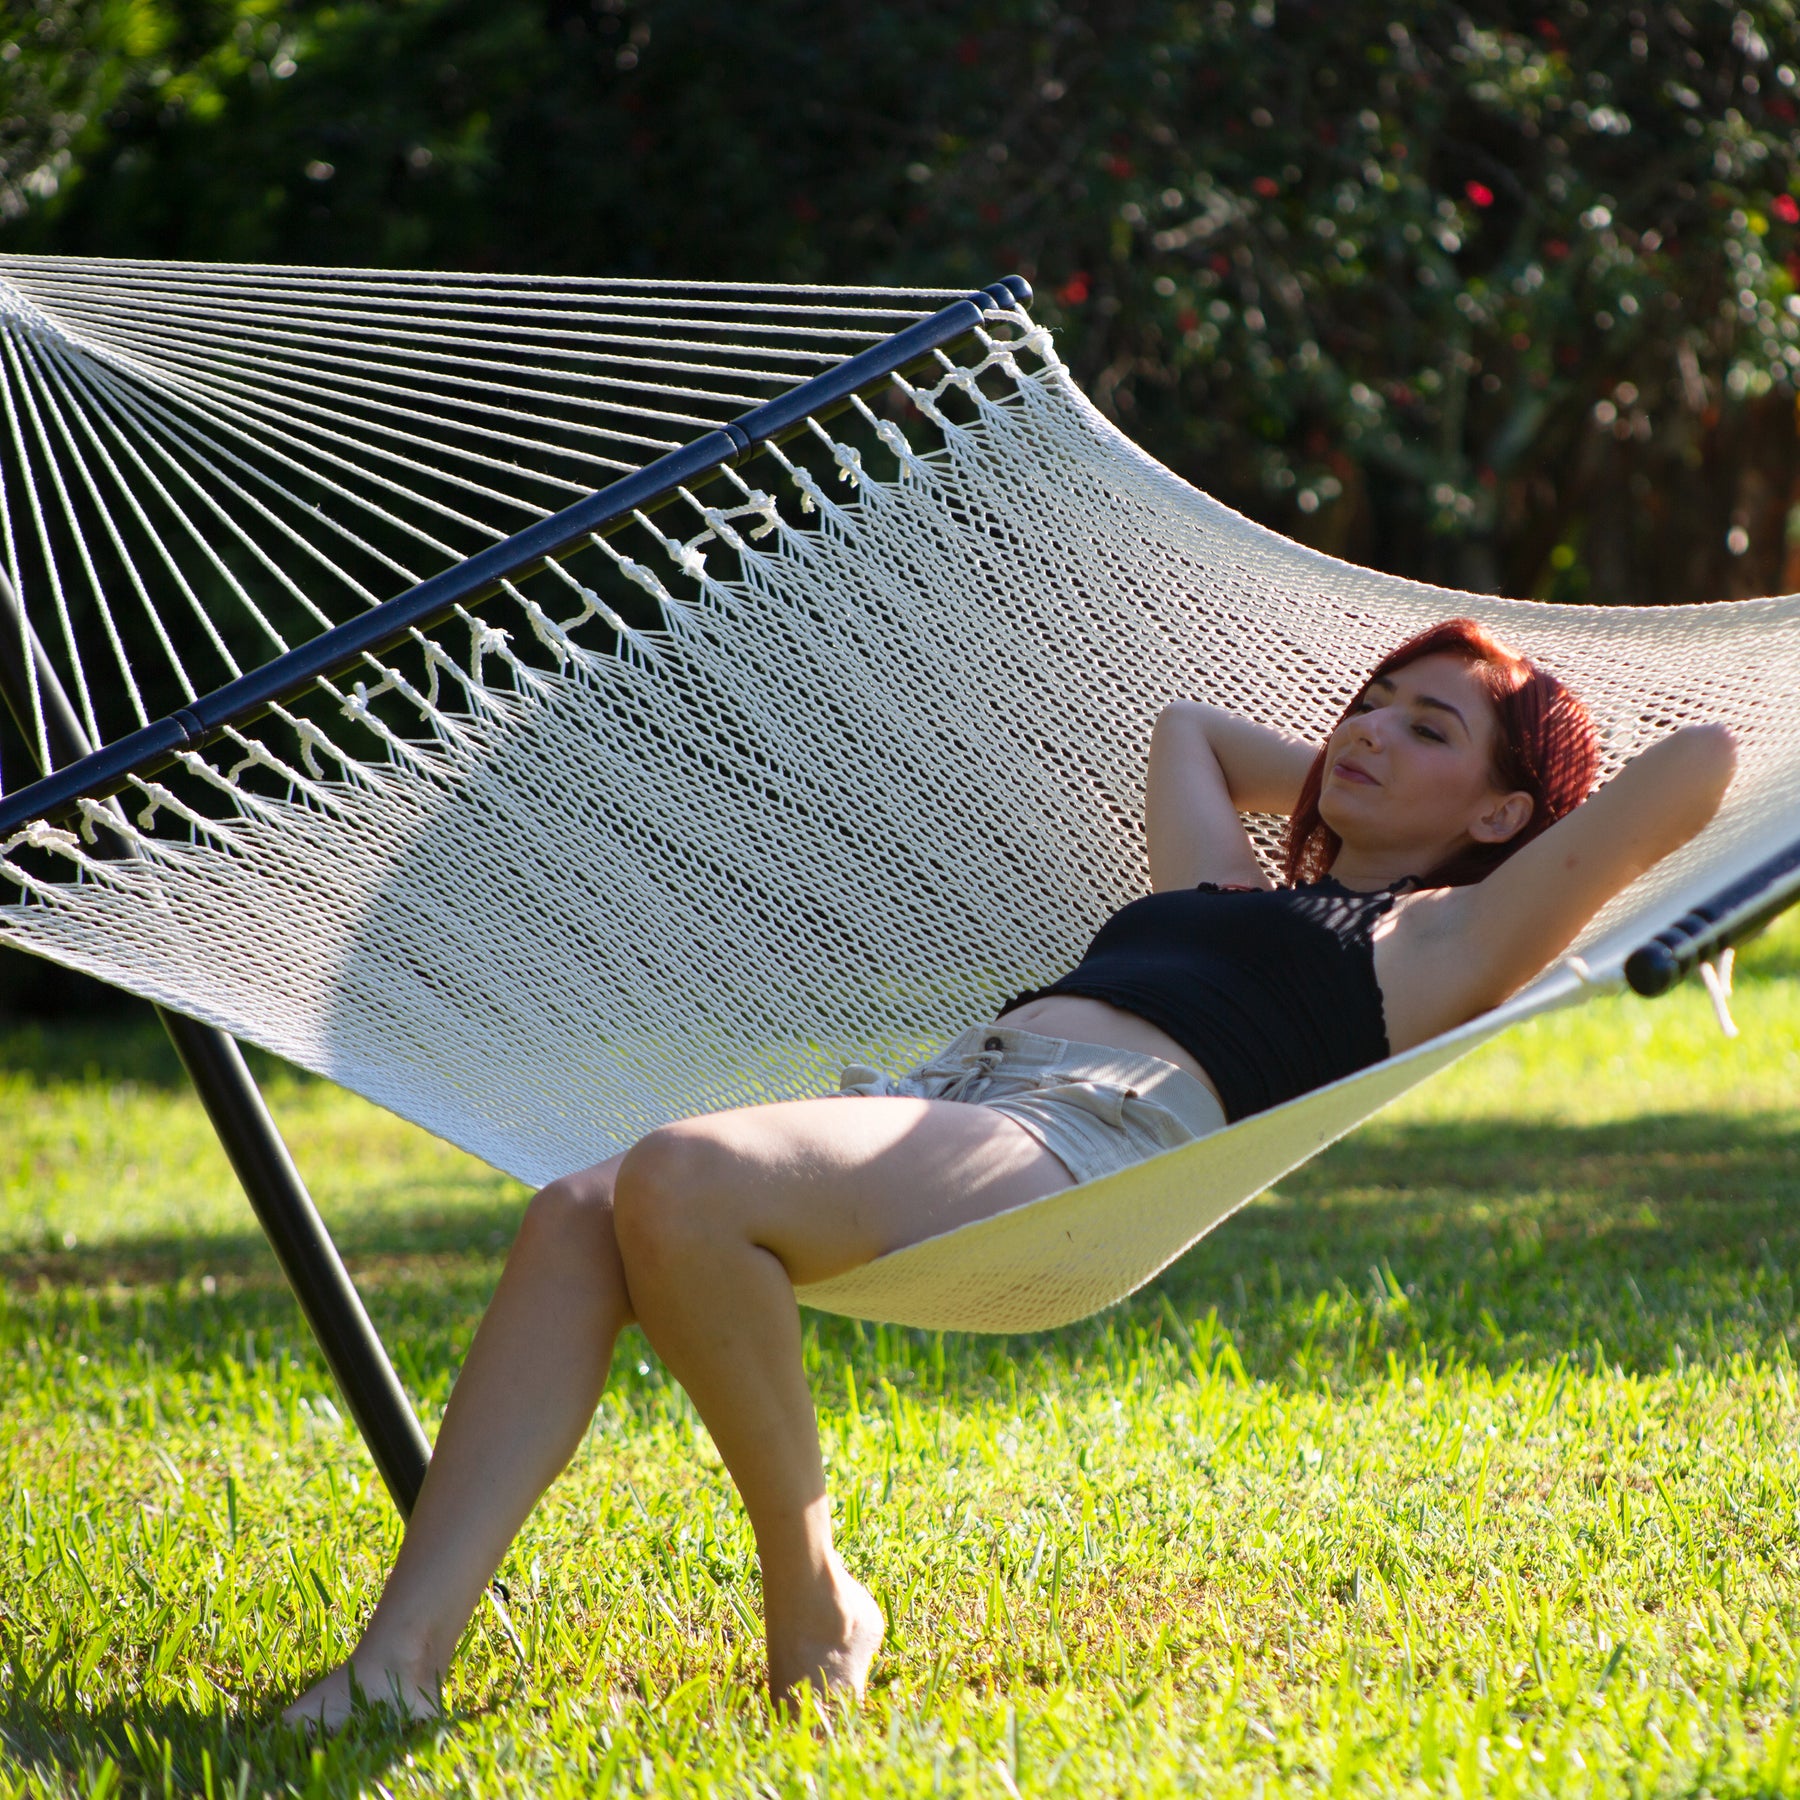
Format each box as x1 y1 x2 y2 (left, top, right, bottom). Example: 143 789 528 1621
765 1553 886 1706
281 1648 443 1731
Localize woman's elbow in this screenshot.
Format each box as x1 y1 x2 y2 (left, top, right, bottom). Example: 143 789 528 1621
1660 722 1738 833
1678 719 1738 789
1154 697 1211 732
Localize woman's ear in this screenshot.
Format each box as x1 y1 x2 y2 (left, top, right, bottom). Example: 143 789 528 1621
1469 790 1536 845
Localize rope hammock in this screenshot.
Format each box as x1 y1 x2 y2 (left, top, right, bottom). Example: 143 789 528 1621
2 256 1797 1336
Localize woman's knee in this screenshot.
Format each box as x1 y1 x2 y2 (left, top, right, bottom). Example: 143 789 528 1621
612 1123 738 1277
519 1159 621 1260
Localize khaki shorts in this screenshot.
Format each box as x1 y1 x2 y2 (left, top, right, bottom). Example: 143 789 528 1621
835 1023 1227 1186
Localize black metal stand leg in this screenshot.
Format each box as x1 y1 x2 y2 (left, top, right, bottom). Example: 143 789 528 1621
0 571 429 1513
162 1016 430 1512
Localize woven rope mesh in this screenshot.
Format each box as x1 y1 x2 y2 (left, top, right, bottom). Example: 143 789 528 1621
2 260 1797 1332
0 256 962 753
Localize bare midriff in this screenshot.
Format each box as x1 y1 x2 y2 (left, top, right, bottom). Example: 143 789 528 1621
992 993 1228 1114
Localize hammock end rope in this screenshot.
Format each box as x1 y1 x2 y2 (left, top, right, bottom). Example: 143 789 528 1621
1699 948 1740 1038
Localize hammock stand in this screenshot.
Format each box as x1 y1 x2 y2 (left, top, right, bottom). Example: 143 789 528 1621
2 262 1797 1520
0 272 1033 1513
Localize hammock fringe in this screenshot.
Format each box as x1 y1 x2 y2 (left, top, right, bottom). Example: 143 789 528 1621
1 258 1797 1333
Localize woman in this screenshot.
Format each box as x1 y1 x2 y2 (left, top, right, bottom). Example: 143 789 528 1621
285 618 1736 1724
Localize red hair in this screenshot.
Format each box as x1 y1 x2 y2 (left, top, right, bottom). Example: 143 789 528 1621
1282 618 1602 888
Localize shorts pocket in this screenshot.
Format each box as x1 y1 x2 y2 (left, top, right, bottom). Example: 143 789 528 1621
1036 1078 1136 1129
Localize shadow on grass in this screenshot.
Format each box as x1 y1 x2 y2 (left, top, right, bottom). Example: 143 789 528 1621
1142 1106 1800 1383
7 1109 1798 1401
3 1109 1797 1778
4 1166 522 1281
0 1691 429 1798
0 1015 316 1091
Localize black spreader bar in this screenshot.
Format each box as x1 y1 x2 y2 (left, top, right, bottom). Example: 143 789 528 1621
1625 834 1800 997
0 277 1030 840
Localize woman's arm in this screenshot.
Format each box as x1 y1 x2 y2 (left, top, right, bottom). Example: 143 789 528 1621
1145 700 1318 891
1399 723 1738 1027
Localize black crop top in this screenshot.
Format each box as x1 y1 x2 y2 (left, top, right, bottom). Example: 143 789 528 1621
1002 877 1413 1122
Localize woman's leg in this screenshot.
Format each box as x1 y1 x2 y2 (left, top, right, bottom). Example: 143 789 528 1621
611 1095 1072 1702
283 1153 632 1727
285 1094 1071 1721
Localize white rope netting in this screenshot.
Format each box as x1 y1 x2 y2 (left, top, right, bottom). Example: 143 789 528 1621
0 256 964 762
2 259 1797 1333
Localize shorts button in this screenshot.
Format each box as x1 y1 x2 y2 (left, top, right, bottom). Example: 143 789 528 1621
983 1036 1004 1051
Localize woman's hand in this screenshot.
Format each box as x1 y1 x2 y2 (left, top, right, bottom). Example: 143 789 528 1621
1145 700 1317 891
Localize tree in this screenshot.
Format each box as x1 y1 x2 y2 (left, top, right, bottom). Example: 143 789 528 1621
2 0 1798 601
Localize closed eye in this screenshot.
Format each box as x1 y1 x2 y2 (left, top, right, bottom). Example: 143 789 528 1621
1350 698 1443 741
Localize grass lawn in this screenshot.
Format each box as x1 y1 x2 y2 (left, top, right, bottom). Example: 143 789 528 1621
3 916 1798 1797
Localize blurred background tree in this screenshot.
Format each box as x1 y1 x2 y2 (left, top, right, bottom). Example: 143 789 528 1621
4 0 1799 1014
4 0 1798 602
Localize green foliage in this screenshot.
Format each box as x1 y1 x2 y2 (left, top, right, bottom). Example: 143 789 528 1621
1 918 1798 1794
3 1 1798 601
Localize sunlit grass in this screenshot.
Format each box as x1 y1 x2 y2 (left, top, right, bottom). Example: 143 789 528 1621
2 914 1797 1796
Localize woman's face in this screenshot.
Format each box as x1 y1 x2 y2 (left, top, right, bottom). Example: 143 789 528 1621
1317 652 1533 865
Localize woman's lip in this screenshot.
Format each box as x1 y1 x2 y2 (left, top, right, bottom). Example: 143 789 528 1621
1331 761 1378 785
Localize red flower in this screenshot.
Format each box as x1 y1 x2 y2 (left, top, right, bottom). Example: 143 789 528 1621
1252 175 1280 198
1773 194 1800 225
1103 153 1134 179
1058 271 1091 305
1544 238 1570 260
957 35 981 66
1465 181 1494 209
1177 308 1200 332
